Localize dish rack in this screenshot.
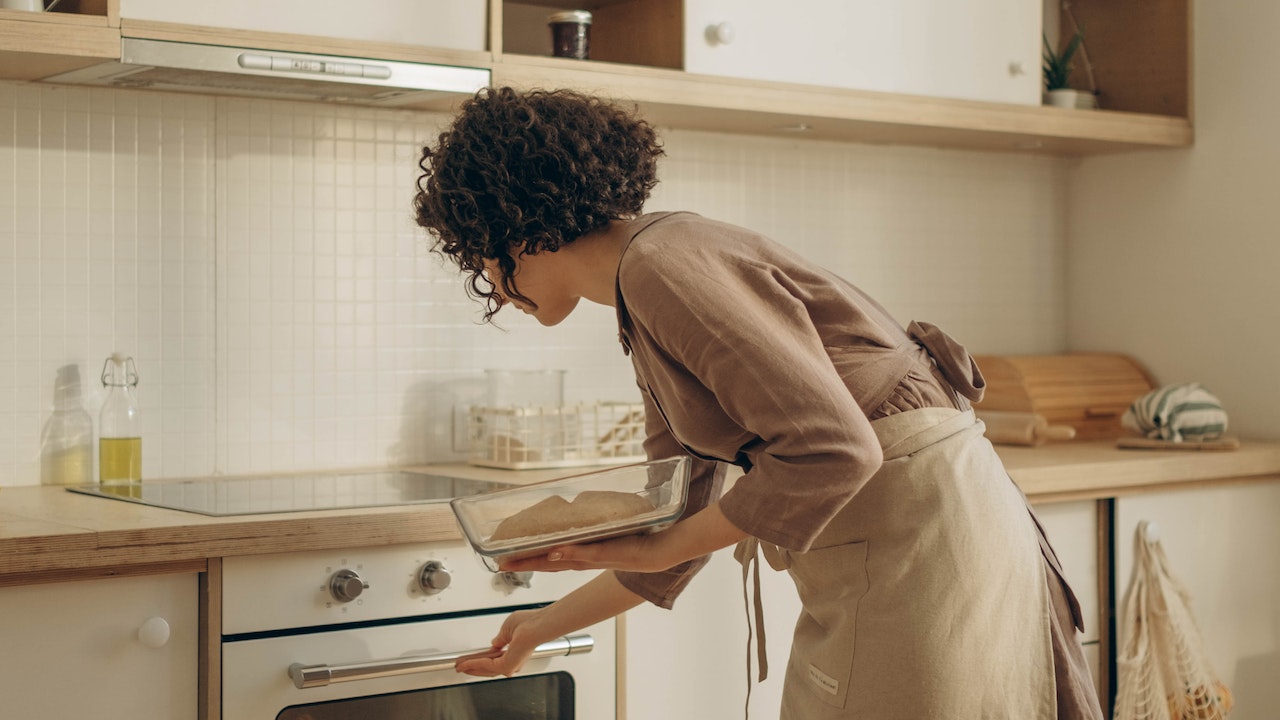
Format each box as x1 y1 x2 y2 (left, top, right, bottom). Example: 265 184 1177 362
467 401 646 469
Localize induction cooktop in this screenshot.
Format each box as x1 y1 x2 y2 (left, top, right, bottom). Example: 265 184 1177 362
67 470 511 517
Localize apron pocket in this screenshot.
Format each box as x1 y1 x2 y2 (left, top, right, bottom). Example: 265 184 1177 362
785 540 869 710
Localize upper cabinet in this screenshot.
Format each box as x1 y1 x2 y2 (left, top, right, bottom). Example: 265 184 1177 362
677 0 1041 107
116 0 488 53
0 0 1193 156
494 0 1192 155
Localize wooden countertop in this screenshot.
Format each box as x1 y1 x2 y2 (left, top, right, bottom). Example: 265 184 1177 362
3 441 1278 584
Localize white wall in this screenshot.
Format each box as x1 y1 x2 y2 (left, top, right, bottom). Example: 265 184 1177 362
1066 0 1280 442
1067 1 1280 715
0 82 1069 486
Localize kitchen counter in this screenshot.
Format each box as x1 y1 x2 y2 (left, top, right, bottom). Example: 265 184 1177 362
3 441 1279 583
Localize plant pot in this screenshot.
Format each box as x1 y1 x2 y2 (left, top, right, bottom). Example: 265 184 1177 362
1044 89 1082 109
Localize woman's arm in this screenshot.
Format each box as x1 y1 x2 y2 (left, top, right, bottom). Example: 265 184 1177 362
456 502 747 677
496 500 747 574
455 570 644 677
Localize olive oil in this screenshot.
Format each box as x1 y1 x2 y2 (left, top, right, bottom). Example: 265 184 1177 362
99 436 142 484
99 353 142 486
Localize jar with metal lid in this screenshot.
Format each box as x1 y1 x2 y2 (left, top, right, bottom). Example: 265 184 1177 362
548 10 592 60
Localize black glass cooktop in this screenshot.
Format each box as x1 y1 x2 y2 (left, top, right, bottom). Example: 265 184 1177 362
67 470 510 517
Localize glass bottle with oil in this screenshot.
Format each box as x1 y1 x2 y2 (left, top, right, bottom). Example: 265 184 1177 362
40 364 94 486
99 353 141 491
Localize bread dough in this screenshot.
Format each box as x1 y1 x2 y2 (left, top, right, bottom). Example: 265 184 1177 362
489 490 656 542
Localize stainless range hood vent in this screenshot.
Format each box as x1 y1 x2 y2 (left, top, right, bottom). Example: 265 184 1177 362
42 38 490 107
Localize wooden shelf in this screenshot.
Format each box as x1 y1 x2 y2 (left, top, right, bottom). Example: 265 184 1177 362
491 54 1193 156
1 12 1192 157
0 9 118 80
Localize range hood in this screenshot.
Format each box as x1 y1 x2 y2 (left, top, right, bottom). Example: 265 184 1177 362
43 38 490 107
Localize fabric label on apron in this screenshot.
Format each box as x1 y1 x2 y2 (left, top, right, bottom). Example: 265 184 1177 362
807 664 840 696
784 540 869 710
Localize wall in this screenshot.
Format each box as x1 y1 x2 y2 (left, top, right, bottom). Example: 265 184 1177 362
1067 0 1280 715
0 81 1069 486
1067 0 1279 441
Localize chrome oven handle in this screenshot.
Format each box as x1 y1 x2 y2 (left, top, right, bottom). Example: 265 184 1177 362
288 633 595 689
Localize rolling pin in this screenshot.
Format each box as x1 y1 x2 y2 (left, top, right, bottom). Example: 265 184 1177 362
976 410 1077 446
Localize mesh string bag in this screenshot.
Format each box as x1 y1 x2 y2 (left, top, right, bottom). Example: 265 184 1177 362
1114 521 1234 720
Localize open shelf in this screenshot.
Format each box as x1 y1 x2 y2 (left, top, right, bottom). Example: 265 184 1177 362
491 54 1192 156
1 0 1193 157
0 8 117 80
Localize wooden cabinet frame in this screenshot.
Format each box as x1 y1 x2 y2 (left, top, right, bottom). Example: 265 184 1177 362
0 0 1192 156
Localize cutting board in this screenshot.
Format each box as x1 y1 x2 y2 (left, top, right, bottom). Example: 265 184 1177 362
1116 436 1241 451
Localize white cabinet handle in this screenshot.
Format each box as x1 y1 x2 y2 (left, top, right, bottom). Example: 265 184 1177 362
705 22 735 46
137 616 171 648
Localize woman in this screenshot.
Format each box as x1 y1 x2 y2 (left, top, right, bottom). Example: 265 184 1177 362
414 87 1103 719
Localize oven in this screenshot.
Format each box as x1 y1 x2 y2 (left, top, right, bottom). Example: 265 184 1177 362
218 540 615 719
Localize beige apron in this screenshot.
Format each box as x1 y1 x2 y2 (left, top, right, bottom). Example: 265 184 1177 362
742 407 1057 719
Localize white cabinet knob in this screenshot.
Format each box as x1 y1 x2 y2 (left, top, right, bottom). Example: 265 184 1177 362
1008 61 1026 77
705 22 735 46
137 616 171 648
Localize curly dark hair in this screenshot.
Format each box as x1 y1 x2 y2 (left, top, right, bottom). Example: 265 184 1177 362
413 87 664 321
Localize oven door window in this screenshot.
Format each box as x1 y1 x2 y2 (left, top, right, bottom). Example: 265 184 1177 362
277 672 575 720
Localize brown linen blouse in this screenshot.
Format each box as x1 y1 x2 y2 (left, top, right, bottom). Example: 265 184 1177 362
611 211 974 606
608 211 1101 719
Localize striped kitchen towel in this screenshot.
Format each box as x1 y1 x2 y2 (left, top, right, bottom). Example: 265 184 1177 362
1121 382 1229 442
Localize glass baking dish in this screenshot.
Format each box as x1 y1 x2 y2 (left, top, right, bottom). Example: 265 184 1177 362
451 456 690 569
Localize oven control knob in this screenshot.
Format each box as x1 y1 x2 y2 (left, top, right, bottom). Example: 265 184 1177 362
417 561 452 595
329 569 368 603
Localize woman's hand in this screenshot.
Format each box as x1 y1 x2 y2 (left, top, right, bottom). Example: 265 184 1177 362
454 573 648 677
496 533 664 573
455 608 549 677
497 501 748 574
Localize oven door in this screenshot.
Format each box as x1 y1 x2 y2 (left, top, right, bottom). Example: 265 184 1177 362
222 614 616 719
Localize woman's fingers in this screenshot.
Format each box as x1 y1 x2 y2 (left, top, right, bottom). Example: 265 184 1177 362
496 534 658 573
455 609 547 677
455 647 504 664
455 655 511 677
454 647 505 675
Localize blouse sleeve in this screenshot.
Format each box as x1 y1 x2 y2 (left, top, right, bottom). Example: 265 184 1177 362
622 244 885 552
613 382 727 609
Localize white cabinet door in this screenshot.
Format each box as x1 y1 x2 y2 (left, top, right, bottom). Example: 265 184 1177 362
623 545 801 719
684 0 1040 105
1116 484 1280 717
0 573 199 720
1033 500 1104 695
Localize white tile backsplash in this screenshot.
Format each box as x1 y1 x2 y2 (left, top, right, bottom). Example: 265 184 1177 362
0 81 1068 486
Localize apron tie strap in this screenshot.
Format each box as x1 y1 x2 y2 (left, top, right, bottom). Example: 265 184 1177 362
907 319 987 402
733 537 769 718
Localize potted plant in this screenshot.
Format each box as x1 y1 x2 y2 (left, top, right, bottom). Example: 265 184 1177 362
1042 30 1087 109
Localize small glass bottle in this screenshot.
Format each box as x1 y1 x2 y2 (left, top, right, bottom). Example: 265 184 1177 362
99 353 142 486
39 364 94 486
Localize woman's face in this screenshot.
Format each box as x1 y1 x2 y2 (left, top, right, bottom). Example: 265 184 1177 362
482 249 579 327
